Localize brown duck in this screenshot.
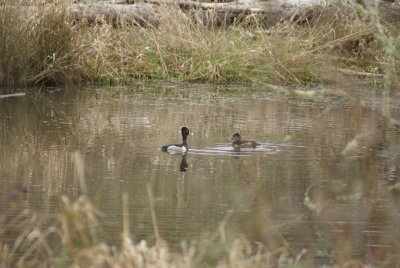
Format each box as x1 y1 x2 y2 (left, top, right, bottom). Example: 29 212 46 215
231 133 260 151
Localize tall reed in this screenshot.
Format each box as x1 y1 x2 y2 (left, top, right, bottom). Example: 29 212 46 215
356 0 400 118
0 0 81 86
0 186 313 267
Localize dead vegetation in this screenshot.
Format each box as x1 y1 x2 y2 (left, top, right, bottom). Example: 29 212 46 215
0 182 314 267
0 0 398 89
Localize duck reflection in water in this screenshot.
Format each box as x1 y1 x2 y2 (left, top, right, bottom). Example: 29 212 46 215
231 133 260 152
180 154 188 172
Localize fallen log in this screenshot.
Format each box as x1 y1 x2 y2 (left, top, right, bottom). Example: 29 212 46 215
114 0 323 26
70 4 158 27
113 0 400 26
2 3 158 27
0 93 26 99
336 68 384 78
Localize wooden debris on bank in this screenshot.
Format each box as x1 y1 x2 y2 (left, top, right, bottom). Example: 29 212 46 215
114 0 326 26
0 93 26 99
113 0 400 26
2 3 158 27
6 0 399 28
69 4 158 26
336 68 384 78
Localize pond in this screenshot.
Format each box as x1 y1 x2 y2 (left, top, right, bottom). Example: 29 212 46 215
1 83 400 265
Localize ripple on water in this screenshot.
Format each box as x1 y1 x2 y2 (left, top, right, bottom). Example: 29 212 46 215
189 142 294 156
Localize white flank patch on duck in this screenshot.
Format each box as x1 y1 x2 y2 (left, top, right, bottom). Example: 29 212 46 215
167 145 187 154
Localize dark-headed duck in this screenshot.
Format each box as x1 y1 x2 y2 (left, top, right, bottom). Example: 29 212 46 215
231 133 259 151
161 127 190 154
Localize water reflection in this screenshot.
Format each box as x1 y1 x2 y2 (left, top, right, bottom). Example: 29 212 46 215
161 151 189 172
0 84 400 265
180 154 188 172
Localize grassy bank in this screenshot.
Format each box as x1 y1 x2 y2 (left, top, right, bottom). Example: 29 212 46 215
0 0 398 87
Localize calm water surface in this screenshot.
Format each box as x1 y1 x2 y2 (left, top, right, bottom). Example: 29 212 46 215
1 83 400 265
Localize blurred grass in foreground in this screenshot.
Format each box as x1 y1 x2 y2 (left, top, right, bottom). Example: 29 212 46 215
0 184 314 267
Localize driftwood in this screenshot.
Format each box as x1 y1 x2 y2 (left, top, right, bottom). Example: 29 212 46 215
3 3 158 27
6 0 399 28
0 93 26 99
8 0 315 28
114 0 324 26
336 68 384 78
113 0 400 26
69 4 158 26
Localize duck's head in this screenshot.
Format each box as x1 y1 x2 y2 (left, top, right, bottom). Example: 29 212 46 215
181 127 190 140
231 133 241 143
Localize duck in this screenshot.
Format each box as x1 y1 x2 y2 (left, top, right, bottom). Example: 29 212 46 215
231 133 260 151
161 127 190 154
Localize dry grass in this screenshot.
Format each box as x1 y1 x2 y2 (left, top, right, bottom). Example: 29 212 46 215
74 3 387 86
0 1 397 87
0 188 314 268
0 0 83 86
